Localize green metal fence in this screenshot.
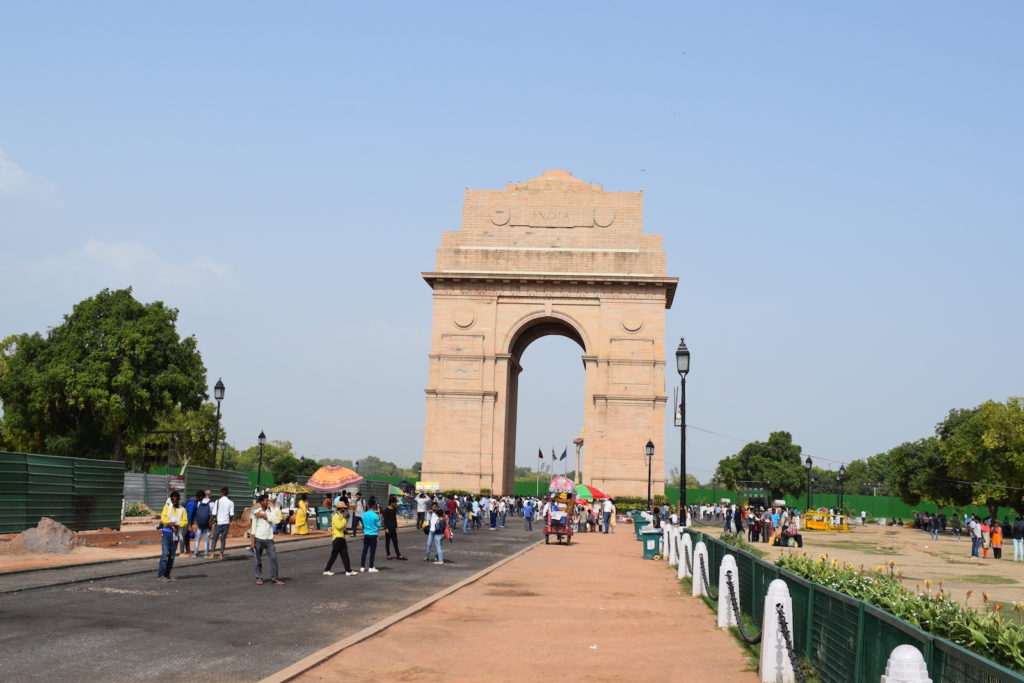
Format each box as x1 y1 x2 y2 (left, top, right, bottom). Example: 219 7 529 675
687 530 1024 683
0 451 125 533
181 465 252 506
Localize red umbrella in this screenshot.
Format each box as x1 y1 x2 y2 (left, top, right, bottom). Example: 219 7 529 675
305 466 365 493
576 483 609 500
548 476 575 493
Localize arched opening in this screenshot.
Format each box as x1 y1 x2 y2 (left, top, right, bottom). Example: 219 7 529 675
501 317 587 493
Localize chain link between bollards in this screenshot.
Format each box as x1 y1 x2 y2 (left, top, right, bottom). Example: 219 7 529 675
697 553 719 601
725 569 761 644
775 602 806 683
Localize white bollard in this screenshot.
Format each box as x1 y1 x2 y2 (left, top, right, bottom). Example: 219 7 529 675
717 554 739 628
759 579 795 683
881 644 932 683
691 541 709 597
669 526 679 567
662 526 670 562
677 533 693 579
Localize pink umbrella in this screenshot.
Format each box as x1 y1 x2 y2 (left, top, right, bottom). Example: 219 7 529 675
548 476 575 493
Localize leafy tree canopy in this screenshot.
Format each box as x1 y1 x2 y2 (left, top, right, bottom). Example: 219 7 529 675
713 431 806 500
0 288 207 460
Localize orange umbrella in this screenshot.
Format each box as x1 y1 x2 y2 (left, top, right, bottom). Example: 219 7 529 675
305 466 365 493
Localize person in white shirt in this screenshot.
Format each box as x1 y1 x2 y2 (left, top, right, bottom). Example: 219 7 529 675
415 493 430 528
250 494 283 585
602 498 613 534
209 487 235 559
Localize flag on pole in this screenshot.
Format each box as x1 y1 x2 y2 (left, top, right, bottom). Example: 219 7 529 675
537 448 543 459
559 447 567 461
551 448 556 460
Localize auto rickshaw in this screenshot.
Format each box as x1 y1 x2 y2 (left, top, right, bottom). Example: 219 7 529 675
544 492 574 545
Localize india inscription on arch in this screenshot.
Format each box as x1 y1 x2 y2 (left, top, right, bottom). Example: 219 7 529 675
421 169 678 497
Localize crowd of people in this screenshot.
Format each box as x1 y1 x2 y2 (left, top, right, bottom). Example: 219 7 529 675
156 488 623 584
692 502 804 548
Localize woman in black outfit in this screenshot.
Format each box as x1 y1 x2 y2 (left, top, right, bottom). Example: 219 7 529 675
384 495 407 560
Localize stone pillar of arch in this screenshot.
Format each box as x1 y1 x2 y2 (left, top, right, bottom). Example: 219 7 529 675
421 170 677 497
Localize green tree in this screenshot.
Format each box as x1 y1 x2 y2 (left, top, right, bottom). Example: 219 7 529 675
126 403 225 471
941 401 1024 516
0 289 207 459
713 431 806 500
236 440 296 472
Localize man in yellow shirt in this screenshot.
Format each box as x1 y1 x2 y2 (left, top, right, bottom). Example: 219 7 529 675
158 491 189 582
323 501 357 576
250 494 284 585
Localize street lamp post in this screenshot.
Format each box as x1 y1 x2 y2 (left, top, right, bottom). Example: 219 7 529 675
674 338 690 525
644 440 655 511
256 431 267 494
211 379 225 468
838 464 846 513
805 456 813 511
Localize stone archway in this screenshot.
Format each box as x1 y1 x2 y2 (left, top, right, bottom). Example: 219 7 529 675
421 170 677 497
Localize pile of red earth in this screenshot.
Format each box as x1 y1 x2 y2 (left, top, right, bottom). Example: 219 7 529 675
0 518 82 555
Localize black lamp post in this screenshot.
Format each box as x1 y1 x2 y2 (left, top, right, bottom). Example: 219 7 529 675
644 440 655 511
256 430 267 494
805 456 813 511
211 378 225 468
838 464 846 513
674 338 690 525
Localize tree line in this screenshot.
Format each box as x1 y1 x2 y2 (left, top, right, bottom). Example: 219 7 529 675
710 398 1024 516
0 288 420 485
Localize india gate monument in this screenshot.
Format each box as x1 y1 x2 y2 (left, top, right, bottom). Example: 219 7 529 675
421 170 678 497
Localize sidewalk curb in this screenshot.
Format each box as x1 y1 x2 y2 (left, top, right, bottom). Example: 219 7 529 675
260 538 544 683
0 527 425 595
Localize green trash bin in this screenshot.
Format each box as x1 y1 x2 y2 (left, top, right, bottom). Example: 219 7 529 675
640 529 662 559
316 509 332 530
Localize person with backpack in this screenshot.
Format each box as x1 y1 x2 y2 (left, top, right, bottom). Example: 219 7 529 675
192 491 213 557
424 501 445 564
181 491 200 555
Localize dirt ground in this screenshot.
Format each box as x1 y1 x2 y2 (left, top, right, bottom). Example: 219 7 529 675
750 521 1024 608
297 528 756 683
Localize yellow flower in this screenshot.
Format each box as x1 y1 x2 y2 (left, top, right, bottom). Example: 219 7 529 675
993 604 1003 612
875 566 885 573
983 592 989 602
924 579 932 588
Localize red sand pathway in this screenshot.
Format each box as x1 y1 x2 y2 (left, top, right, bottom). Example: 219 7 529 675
294 527 755 683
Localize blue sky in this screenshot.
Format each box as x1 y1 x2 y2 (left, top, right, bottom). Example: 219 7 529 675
1 3 1021 484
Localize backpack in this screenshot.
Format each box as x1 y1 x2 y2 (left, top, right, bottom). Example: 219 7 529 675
435 517 446 534
195 500 211 528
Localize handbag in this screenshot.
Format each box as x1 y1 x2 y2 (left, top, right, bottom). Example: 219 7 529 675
288 513 297 525
444 524 453 540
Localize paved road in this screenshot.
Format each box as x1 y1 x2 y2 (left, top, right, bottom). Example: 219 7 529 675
0 524 539 681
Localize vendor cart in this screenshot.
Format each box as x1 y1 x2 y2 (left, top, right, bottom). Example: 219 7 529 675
544 492 574 545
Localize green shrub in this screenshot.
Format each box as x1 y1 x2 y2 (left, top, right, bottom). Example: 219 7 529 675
614 495 670 512
719 532 766 558
124 502 152 517
775 552 1024 672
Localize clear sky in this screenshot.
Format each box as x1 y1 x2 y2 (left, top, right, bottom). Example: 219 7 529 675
2 3 1021 484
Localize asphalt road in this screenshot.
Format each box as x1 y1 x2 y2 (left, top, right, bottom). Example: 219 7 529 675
0 524 539 682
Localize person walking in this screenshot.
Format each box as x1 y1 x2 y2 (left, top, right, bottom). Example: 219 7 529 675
181 491 198 556
1011 516 1024 562
991 521 1003 560
250 494 284 585
192 491 213 557
383 495 407 561
424 502 445 564
951 515 962 542
969 515 982 557
524 499 534 531
350 493 365 537
461 496 472 535
414 492 430 529
294 494 310 535
209 487 234 559
323 501 356 576
359 496 380 572
601 497 612 534
158 491 188 582
929 513 940 542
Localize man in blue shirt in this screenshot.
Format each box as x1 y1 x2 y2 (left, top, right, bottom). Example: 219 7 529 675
524 500 535 531
359 496 381 572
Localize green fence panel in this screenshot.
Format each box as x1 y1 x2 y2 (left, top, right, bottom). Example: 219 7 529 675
183 466 252 507
931 637 1024 683
777 569 812 656
810 586 861 683
858 605 931 683
0 451 124 533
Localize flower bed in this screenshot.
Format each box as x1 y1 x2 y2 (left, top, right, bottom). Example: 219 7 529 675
775 552 1024 673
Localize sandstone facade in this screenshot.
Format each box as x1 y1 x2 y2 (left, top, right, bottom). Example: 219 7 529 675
421 170 677 497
